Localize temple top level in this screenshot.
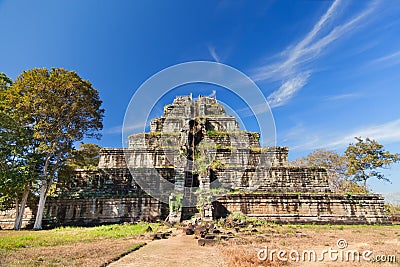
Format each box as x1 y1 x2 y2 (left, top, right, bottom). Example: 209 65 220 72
148 95 240 134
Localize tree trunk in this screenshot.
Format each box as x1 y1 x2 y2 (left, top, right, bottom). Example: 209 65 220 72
361 170 367 192
14 195 19 225
33 180 48 230
14 184 30 230
33 154 51 230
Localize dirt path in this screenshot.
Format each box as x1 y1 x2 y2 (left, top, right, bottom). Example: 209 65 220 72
108 232 226 267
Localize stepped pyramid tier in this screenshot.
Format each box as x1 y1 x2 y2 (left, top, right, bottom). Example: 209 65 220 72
121 94 332 202
0 95 389 229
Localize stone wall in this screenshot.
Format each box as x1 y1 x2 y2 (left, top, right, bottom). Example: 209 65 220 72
258 167 331 193
0 192 389 229
97 147 328 194
60 169 144 198
0 207 34 229
214 193 389 224
0 196 167 229
204 132 259 149
162 95 225 119
212 167 330 193
99 146 290 170
43 196 167 227
150 95 231 133
98 149 129 169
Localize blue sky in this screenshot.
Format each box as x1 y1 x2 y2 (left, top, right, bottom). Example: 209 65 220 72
1 0 399 198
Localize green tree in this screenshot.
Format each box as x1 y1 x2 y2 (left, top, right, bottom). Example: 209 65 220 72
0 72 12 89
67 143 101 170
56 143 102 195
3 68 104 229
291 149 347 192
0 112 40 229
345 137 400 190
0 72 41 229
290 148 370 193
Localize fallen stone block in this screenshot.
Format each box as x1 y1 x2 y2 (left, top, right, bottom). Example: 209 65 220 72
152 232 167 240
185 228 195 235
205 234 215 239
219 235 230 240
212 229 221 234
198 238 218 246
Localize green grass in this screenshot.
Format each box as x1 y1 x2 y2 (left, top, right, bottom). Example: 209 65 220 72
0 222 158 251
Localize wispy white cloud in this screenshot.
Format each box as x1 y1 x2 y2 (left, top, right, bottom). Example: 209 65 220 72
236 102 271 117
208 90 217 98
326 118 400 148
267 72 310 108
208 45 221 63
370 50 400 66
325 93 359 101
287 118 400 151
104 122 148 135
282 123 324 151
251 0 378 108
251 0 342 82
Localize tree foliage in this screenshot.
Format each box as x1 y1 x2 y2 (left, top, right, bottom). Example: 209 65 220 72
290 149 348 192
0 73 29 206
0 110 38 209
2 68 104 229
0 73 22 209
345 137 400 190
0 72 12 90
67 143 101 170
56 143 102 194
0 72 42 229
291 138 399 193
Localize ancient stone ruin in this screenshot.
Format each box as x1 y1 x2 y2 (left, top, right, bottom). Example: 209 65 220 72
0 95 389 228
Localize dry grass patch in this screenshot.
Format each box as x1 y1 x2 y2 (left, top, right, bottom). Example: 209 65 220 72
0 222 159 266
218 224 400 267
0 238 147 266
219 244 287 267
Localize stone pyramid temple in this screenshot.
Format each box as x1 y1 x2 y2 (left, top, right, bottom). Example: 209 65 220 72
1 95 389 228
